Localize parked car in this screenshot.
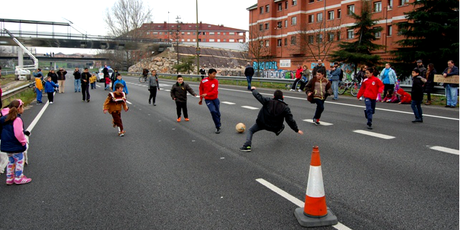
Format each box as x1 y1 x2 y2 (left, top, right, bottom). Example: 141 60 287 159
97 67 113 82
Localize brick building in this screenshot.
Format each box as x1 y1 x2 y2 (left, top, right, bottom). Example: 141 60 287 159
139 22 247 44
247 0 416 70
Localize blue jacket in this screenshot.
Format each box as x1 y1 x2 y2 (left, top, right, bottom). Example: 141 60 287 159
44 81 58 93
329 68 341 81
379 68 397 84
443 65 459 87
113 79 128 94
0 115 27 153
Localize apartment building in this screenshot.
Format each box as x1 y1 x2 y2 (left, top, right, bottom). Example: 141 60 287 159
140 22 247 44
247 0 415 69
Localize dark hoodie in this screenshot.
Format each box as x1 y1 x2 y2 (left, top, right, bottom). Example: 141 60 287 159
252 89 299 135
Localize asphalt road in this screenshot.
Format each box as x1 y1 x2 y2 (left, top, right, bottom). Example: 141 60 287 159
0 76 458 230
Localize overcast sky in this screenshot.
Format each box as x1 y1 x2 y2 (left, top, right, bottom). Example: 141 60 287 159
2 0 255 53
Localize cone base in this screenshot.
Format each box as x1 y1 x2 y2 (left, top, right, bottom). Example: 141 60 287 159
294 207 338 227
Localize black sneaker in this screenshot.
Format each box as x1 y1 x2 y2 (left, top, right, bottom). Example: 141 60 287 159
367 122 372 129
239 146 251 152
313 118 320 125
215 127 221 134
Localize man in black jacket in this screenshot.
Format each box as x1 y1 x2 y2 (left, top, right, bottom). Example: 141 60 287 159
240 87 304 152
244 63 255 90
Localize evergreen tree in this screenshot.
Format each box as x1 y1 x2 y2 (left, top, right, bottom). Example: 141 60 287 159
330 0 384 74
394 0 459 70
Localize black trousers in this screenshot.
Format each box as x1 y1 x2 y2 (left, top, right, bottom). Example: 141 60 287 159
149 87 158 104
313 98 325 119
47 92 54 102
82 84 90 101
176 101 188 118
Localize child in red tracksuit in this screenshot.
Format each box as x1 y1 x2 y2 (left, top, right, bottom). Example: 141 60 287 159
396 88 411 104
357 67 384 129
105 76 111 90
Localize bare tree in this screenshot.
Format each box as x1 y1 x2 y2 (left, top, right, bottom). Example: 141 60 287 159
103 0 152 70
247 27 271 77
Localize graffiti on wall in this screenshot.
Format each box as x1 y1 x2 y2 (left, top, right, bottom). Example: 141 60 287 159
253 61 278 71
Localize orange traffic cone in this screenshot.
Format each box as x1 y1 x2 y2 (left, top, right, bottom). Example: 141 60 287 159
294 146 338 227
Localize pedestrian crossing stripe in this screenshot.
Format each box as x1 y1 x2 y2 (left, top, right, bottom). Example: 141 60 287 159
303 119 333 126
241 105 258 110
222 101 235 105
353 130 395 139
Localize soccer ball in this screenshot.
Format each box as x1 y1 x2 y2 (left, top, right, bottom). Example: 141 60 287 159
236 123 246 133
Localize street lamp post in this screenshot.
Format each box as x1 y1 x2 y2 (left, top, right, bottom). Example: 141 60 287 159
196 0 200 75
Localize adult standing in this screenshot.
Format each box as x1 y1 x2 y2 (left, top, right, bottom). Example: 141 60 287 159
148 70 160 106
305 69 332 125
56 68 67 93
410 68 425 123
244 63 255 90
48 69 58 84
416 60 427 78
442 60 459 108
329 63 341 100
312 59 326 77
73 67 81 93
379 63 397 100
290 65 303 92
424 63 436 105
199 68 221 134
81 68 91 102
199 66 206 80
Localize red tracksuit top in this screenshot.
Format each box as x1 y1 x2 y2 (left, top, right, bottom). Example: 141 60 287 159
357 76 384 100
199 77 219 100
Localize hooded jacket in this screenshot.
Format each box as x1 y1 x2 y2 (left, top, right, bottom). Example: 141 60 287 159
170 82 196 103
252 89 299 134
411 76 425 101
396 88 411 103
305 76 332 100
357 75 384 100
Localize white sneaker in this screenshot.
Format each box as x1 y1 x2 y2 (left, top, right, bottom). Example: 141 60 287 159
359 97 363 101
50 102 53 104
298 89 302 92
290 89 295 92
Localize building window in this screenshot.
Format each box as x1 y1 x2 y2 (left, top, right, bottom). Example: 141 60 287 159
337 31 341 41
266 5 269 13
387 25 393 36
388 0 393 9
293 0 297 6
285 20 288 27
277 39 282 47
337 9 341 19
229 32 235 35
317 13 323 22
291 36 297 45
260 7 263 14
375 31 381 38
278 3 282 11
347 29 354 39
229 39 235 42
308 35 314 44
400 0 409 5
265 23 269 30
374 2 382 12
259 24 263 31
285 1 288 9
277 21 282 28
347 5 355 15
328 33 334 41
292 16 297 26
265 40 270 46
316 34 323 43
284 38 288 46
328 10 334 20
209 32 214 35
309 0 314 3
209 39 215 42
187 32 191 35
308 15 314 23
146 32 150 35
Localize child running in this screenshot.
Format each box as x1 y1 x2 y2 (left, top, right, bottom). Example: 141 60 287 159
103 83 129 137
356 67 384 129
0 99 31 185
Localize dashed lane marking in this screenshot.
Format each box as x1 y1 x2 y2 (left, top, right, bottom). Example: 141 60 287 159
126 100 132 105
222 101 236 105
241 105 258 110
256 178 352 230
429 146 459 155
353 130 395 139
303 119 333 126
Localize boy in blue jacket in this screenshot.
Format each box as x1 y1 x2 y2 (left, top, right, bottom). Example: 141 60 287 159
112 73 129 94
44 76 58 104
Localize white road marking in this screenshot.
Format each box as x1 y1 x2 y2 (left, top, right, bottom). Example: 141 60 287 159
303 119 333 126
126 100 132 105
256 178 352 230
222 101 235 105
26 99 50 132
353 130 395 139
429 146 459 155
242 105 258 110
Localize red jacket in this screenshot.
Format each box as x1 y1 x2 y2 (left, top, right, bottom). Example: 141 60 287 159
396 88 411 103
295 67 302 79
357 76 384 100
199 77 219 100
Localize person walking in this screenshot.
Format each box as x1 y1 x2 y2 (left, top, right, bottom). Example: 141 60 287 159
442 60 459 108
0 99 32 185
81 68 91 102
312 59 326 77
244 63 255 90
199 68 221 134
103 83 129 137
239 87 304 152
112 74 129 94
148 70 160 106
290 65 303 92
379 63 397 101
73 67 81 93
305 69 332 125
357 67 384 129
410 68 426 123
171 75 197 122
56 68 67 93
